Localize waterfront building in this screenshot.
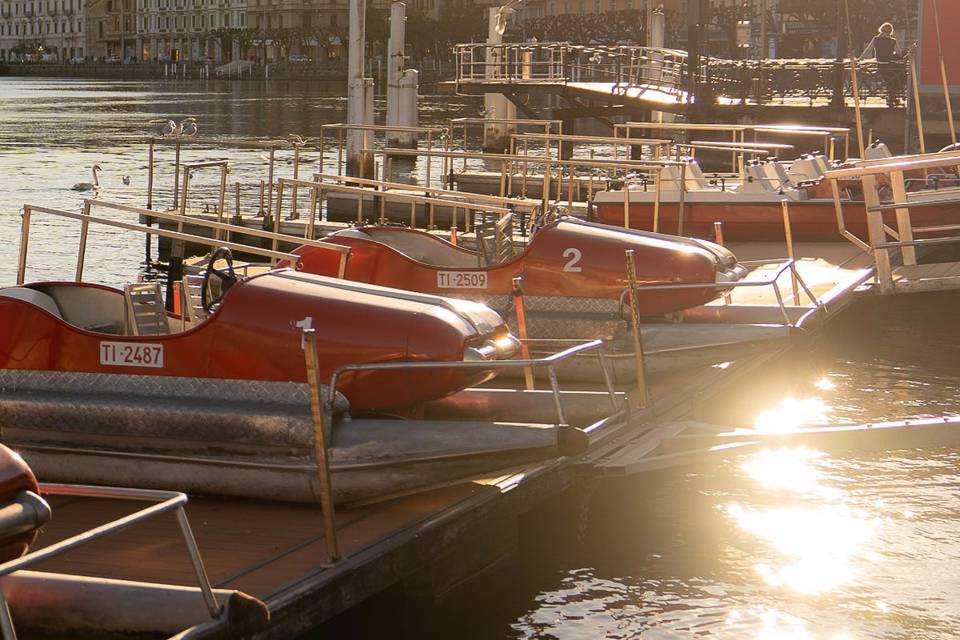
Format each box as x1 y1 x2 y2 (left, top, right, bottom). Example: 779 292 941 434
135 0 248 63
0 0 89 61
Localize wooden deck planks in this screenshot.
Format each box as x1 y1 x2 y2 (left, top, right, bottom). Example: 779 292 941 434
893 261 960 293
26 484 480 599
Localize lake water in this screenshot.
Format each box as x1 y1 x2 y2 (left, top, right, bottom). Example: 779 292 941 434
2 77 959 639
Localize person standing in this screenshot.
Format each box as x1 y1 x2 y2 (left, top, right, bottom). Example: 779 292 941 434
861 22 910 107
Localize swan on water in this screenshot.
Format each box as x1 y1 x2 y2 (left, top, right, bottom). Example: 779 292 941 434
71 164 102 192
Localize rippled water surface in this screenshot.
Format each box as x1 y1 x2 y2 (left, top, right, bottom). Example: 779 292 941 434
3 78 959 640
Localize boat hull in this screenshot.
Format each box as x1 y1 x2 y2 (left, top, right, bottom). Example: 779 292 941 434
0 371 587 505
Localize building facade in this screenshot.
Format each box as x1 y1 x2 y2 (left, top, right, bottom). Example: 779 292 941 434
136 0 248 62
0 0 88 61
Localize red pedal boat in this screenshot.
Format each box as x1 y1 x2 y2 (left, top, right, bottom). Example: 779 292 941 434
287 217 747 317
0 263 518 411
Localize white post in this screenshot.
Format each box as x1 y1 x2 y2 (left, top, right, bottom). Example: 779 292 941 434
649 10 672 124
483 6 516 153
387 2 418 148
347 0 374 177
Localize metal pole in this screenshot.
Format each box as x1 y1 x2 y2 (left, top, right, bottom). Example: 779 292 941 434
932 0 957 145
75 200 92 282
291 143 301 219
0 591 18 640
266 146 276 214
781 200 800 303
843 0 865 158
910 54 926 154
624 249 649 408
174 507 223 618
172 140 182 209
303 329 341 563
17 205 31 285
145 138 155 263
511 277 535 391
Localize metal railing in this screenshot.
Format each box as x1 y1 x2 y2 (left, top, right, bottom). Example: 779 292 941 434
454 41 904 109
0 484 220 640
275 176 514 237
328 339 615 427
623 259 822 327
824 150 960 293
455 42 688 97
77 198 351 276
18 204 304 286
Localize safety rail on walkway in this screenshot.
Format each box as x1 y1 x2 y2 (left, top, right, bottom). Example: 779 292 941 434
614 122 851 169
454 42 687 96
0 484 221 640
275 176 513 237
367 147 676 213
17 204 303 286
78 198 352 277
328 339 616 427
625 259 822 327
824 150 960 294
454 41 902 109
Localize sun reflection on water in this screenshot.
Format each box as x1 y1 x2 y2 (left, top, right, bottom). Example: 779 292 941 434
724 442 883 600
752 397 832 433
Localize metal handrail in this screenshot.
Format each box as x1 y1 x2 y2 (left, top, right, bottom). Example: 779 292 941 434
620 259 821 327
276 176 512 237
0 484 221 640
328 339 611 427
81 198 351 279
312 172 541 212
18 204 302 286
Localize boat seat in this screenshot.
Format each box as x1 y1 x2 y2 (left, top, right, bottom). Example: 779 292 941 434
180 274 209 324
337 228 373 241
739 163 772 193
0 288 63 319
684 161 712 190
864 141 892 160
123 283 170 336
364 229 476 268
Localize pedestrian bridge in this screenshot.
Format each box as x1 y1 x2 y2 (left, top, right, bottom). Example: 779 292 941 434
450 42 900 116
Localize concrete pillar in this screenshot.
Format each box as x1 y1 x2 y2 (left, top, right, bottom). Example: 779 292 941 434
346 0 374 177
386 2 418 148
482 6 516 153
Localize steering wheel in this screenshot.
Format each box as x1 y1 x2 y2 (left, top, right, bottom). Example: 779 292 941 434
201 247 239 313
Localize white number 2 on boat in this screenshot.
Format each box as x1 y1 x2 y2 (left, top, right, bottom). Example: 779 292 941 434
562 248 583 272
99 342 164 368
437 271 488 289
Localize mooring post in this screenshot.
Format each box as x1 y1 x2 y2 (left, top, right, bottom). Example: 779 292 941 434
346 0 375 177
482 6 516 153
512 277 535 391
386 2 418 149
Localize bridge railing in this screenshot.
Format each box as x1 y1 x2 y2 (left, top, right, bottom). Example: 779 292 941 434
455 41 904 108
704 57 898 106
454 42 688 96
